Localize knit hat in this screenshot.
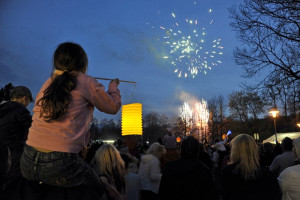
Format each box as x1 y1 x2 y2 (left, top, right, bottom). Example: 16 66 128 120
10 86 33 102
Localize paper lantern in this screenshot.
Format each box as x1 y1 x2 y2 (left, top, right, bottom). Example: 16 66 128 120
121 103 143 136
222 134 227 141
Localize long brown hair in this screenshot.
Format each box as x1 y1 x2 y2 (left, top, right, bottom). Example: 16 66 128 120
37 42 88 122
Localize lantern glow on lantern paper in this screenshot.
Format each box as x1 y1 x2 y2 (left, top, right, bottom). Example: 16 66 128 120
121 103 143 136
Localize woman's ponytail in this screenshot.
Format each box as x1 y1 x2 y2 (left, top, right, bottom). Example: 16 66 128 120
37 71 77 122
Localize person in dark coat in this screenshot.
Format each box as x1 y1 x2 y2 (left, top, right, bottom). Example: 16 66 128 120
221 134 281 200
197 142 213 171
0 84 33 187
259 142 275 168
0 142 11 189
158 136 218 200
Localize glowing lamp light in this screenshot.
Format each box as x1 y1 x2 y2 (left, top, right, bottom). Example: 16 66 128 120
269 110 279 118
121 103 143 136
176 137 181 143
269 109 279 142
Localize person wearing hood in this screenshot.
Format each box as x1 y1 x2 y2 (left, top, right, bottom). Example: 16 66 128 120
0 83 33 187
138 142 166 200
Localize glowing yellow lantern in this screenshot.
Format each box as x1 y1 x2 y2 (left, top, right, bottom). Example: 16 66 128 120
121 103 143 136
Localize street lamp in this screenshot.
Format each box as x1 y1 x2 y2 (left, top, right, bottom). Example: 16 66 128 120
269 109 279 143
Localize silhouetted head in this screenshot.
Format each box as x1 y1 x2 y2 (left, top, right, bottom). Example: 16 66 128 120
10 86 33 107
281 137 293 151
120 153 133 169
180 136 200 160
263 142 273 153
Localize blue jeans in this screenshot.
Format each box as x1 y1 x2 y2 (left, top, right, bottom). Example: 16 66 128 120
20 144 103 192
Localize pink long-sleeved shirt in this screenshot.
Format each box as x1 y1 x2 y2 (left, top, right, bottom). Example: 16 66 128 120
26 73 121 153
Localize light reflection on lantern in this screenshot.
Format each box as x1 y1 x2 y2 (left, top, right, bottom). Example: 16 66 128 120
121 103 143 136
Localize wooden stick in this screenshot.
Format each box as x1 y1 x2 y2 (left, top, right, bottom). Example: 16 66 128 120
94 77 136 84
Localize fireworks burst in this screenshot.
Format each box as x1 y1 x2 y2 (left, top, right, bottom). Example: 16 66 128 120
180 102 193 128
158 8 223 78
194 99 209 127
180 99 210 139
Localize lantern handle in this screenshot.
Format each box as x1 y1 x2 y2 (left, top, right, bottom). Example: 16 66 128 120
94 77 137 102
94 77 136 84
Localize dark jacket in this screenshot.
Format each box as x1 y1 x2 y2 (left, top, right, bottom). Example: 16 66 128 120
221 163 281 200
0 101 32 151
197 151 213 171
158 158 218 200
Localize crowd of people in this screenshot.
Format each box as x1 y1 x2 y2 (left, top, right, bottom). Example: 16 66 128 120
0 42 300 200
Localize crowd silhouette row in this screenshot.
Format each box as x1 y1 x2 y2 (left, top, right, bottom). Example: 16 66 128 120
0 42 299 200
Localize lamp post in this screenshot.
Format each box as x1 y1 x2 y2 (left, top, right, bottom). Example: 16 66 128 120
269 109 279 143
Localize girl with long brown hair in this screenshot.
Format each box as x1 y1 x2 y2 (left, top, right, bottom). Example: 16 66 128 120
20 42 121 197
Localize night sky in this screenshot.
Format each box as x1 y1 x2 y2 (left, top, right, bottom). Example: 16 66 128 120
0 0 257 120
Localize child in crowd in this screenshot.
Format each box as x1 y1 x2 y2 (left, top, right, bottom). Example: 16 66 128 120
20 42 121 198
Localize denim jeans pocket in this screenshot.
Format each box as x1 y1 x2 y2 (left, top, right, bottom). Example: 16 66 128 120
21 145 102 189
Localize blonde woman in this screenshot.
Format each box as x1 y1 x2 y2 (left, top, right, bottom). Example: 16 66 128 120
93 144 126 196
221 134 281 200
138 142 166 200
